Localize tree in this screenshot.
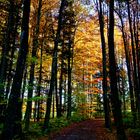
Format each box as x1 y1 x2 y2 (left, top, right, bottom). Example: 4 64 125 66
126 0 140 121
108 0 126 139
116 0 136 125
97 0 111 129
43 0 66 131
1 0 31 139
0 0 17 120
24 0 42 131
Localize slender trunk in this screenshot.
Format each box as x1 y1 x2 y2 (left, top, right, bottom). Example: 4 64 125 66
133 0 140 85
64 77 67 112
5 9 19 99
33 101 37 122
67 46 72 118
127 0 140 120
24 0 42 130
108 1 126 139
55 73 59 117
21 66 27 105
122 77 126 115
58 44 65 117
37 43 43 122
133 3 140 120
119 10 136 125
52 95 55 118
43 0 65 131
98 0 111 129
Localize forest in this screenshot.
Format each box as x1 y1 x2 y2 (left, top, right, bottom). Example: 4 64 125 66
0 0 139 140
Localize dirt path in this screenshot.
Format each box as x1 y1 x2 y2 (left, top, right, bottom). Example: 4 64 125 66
40 119 134 140
49 119 115 140
52 120 96 140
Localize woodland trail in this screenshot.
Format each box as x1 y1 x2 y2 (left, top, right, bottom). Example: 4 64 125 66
39 119 134 140
48 119 116 140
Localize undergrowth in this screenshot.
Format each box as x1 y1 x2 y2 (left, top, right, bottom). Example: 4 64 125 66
123 112 140 139
24 112 89 140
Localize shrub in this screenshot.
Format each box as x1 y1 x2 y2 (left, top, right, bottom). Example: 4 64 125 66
70 112 89 122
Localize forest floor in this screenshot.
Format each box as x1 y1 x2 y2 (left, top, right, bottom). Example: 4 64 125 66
39 119 134 140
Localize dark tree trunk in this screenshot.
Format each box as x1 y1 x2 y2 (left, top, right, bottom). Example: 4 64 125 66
132 1 140 120
67 45 72 118
134 20 140 88
64 77 67 112
52 95 55 118
43 0 66 131
127 0 140 121
0 0 15 120
1 0 31 139
5 5 20 99
21 66 27 105
24 0 42 131
37 42 43 122
118 5 136 125
57 43 65 118
108 1 126 139
97 0 111 129
134 1 140 87
58 64 63 117
122 77 126 114
55 72 59 117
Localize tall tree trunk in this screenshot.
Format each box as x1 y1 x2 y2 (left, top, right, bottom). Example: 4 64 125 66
55 71 59 117
5 5 20 99
21 66 27 105
127 0 140 121
134 0 140 86
97 0 111 129
122 76 126 115
37 43 43 122
24 0 42 131
43 0 65 131
58 42 65 118
52 95 55 118
118 5 136 125
0 0 15 120
108 1 126 139
1 0 31 139
133 1 140 120
67 45 72 118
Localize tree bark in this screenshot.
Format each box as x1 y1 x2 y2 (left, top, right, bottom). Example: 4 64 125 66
97 0 111 129
108 0 126 139
0 0 15 120
24 0 42 131
1 0 31 139
36 42 43 121
43 0 66 131
118 4 136 125
126 0 140 121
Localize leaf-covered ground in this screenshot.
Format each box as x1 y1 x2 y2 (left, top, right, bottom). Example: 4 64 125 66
39 119 134 140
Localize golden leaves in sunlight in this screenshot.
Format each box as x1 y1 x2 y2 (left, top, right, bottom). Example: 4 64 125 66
73 14 102 95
